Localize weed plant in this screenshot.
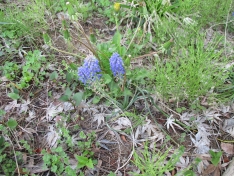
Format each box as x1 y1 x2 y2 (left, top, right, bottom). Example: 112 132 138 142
131 144 185 176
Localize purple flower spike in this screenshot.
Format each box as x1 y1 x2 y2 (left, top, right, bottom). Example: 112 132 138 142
109 53 125 78
78 56 102 84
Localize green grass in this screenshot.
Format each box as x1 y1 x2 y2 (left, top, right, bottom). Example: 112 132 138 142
154 34 226 102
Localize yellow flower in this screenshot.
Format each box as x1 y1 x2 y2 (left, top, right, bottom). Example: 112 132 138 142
114 3 120 12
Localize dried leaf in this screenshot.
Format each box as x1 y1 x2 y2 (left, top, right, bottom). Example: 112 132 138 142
165 115 184 133
22 128 37 135
26 111 36 121
45 103 63 121
197 159 209 174
221 142 234 155
4 100 20 112
62 102 74 111
116 117 132 127
203 109 222 123
93 113 105 128
19 99 30 113
121 134 127 142
45 125 60 148
214 167 220 176
203 164 216 175
176 156 190 168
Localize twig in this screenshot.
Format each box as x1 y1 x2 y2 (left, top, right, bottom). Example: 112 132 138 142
49 45 84 59
7 135 20 176
131 51 159 60
72 21 98 58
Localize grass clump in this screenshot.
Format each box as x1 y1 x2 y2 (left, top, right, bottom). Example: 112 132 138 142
0 0 48 40
154 35 226 102
132 144 185 176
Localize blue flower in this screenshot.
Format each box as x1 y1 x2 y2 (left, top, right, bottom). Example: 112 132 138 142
232 12 234 16
78 56 102 84
109 53 125 78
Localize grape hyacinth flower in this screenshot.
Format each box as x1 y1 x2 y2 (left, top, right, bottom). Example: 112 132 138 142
109 53 125 78
78 55 102 85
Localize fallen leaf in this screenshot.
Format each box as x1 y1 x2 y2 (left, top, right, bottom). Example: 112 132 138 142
197 159 210 174
120 134 127 142
223 155 230 163
45 103 63 121
22 153 27 164
93 113 105 128
203 164 216 175
19 99 30 113
221 142 234 155
45 125 60 148
34 148 42 154
4 100 20 112
214 167 220 176
116 117 132 127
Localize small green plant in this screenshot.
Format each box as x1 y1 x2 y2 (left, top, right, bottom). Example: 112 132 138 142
75 155 94 169
19 50 46 88
1 61 20 80
42 143 96 175
42 146 77 175
209 150 222 166
131 144 184 175
2 50 47 89
59 87 84 107
0 120 20 175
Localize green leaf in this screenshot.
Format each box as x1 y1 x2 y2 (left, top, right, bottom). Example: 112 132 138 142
90 33 97 43
49 71 58 80
73 92 83 106
176 108 182 113
59 95 69 102
108 172 116 176
112 31 121 47
8 92 20 100
124 57 131 67
86 159 94 168
43 33 51 45
79 131 86 139
65 87 73 98
63 29 71 41
92 96 101 104
123 88 132 96
0 22 15 24
183 170 196 176
69 63 77 70
7 118 18 130
103 74 112 84
0 109 6 116
76 155 88 169
0 136 5 147
75 155 93 169
209 150 222 166
66 72 74 83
